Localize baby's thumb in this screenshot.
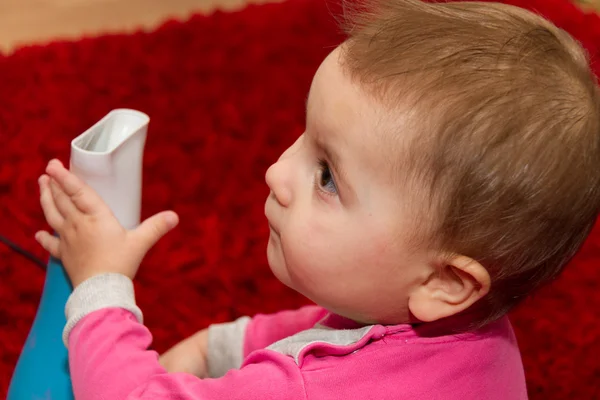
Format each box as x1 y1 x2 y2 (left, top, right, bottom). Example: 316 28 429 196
133 211 179 252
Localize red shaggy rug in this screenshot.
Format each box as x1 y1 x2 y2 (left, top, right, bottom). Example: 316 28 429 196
0 0 599 398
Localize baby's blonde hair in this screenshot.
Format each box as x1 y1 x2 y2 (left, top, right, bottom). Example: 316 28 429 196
339 0 600 326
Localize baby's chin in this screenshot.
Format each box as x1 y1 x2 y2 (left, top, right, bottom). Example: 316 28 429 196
266 236 295 290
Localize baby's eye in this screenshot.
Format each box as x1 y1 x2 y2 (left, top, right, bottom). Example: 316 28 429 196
316 159 338 195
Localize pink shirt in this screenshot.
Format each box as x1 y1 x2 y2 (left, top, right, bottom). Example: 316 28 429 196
65 274 528 399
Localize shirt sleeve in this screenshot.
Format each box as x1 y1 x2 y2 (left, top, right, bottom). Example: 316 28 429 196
206 305 328 378
63 273 323 399
68 308 307 400
242 305 329 356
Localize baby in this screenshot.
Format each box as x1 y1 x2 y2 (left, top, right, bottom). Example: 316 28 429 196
35 0 600 399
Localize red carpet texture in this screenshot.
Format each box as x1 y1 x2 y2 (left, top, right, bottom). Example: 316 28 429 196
0 0 599 398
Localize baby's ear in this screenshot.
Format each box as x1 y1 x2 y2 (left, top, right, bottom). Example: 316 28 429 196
408 256 490 322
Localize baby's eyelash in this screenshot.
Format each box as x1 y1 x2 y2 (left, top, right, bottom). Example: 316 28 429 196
315 158 338 196
317 158 328 172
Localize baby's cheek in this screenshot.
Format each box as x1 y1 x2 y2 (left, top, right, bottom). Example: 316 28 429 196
283 217 337 288
312 219 364 268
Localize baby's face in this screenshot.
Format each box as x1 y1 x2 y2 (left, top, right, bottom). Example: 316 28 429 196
264 47 433 324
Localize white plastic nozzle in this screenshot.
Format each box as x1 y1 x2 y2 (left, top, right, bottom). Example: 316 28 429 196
69 109 149 230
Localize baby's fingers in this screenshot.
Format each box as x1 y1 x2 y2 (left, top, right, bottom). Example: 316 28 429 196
49 179 80 218
39 175 64 230
35 231 61 259
45 159 104 214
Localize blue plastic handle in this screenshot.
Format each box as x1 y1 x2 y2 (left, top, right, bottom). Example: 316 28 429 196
8 256 74 400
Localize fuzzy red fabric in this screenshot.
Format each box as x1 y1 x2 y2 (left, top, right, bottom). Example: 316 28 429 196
0 0 599 398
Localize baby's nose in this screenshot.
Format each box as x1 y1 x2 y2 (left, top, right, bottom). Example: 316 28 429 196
265 162 292 207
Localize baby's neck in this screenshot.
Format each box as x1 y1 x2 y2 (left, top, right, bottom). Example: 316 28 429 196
321 308 484 336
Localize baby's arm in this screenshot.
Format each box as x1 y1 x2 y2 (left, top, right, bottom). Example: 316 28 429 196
66 294 306 400
159 328 209 377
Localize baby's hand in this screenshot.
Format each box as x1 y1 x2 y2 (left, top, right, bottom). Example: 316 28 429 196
35 159 179 287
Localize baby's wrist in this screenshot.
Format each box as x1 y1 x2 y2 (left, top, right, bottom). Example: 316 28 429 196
69 272 96 289
193 329 209 359
70 271 112 288
191 329 210 378
69 265 136 288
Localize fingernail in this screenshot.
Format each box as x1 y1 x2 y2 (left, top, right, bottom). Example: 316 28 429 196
165 212 179 228
47 159 60 170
